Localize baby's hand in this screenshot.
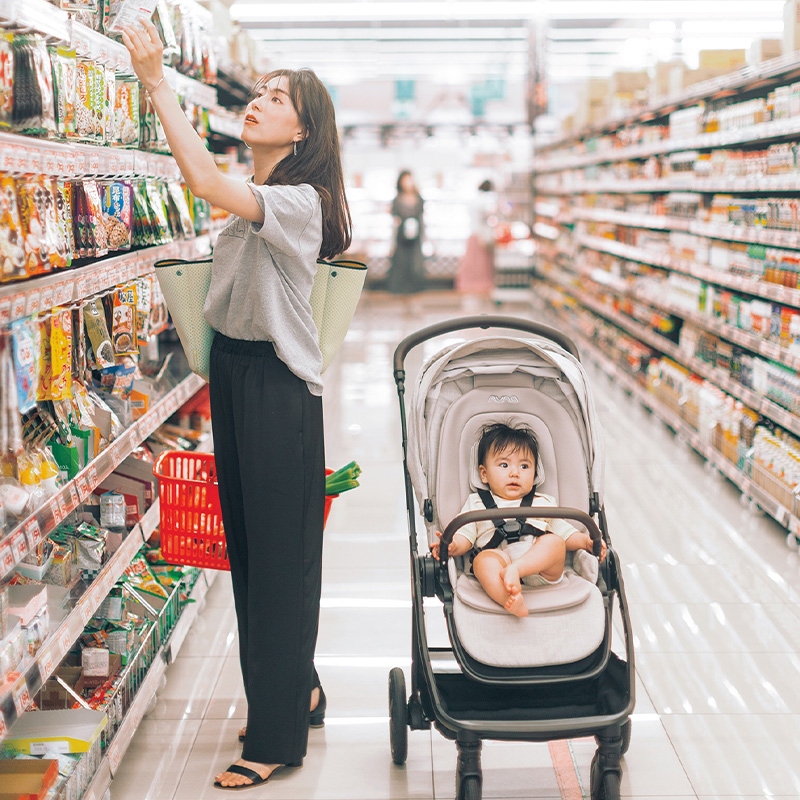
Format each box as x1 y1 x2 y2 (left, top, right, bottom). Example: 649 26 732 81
586 533 607 561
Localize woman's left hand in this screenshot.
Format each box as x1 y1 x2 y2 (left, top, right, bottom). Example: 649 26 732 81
120 18 165 92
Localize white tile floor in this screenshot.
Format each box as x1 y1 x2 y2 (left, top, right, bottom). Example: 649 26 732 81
109 291 800 800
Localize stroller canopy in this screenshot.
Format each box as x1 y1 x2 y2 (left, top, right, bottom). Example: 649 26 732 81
407 335 605 539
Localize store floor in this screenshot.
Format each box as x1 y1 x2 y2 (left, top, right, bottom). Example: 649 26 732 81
109 291 800 800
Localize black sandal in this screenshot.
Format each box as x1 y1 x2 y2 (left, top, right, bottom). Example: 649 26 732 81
213 762 300 790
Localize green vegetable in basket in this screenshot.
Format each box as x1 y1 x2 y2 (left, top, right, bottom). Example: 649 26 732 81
325 461 361 495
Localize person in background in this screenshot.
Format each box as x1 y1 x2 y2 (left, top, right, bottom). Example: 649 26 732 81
456 179 497 296
122 18 350 792
387 170 425 294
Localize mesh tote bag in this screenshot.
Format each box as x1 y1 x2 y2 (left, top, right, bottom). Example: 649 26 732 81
154 257 367 380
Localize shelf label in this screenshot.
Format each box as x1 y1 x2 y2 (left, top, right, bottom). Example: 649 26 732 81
59 626 72 659
11 679 31 717
87 464 99 488
24 518 42 548
10 530 27 563
0 710 6 739
40 284 54 309
38 648 55 681
11 293 25 320
0 541 13 573
76 276 88 298
76 475 91 501
69 483 80 509
25 290 40 316
0 297 10 327
50 497 64 526
107 740 122 774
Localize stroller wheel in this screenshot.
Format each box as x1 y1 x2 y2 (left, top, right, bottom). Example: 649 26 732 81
388 668 408 765
457 775 482 800
620 718 632 755
590 753 621 800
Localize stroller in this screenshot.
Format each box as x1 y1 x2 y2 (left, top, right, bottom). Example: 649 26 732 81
389 316 635 800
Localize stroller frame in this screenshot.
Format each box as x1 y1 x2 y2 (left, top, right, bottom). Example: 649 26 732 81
390 316 636 800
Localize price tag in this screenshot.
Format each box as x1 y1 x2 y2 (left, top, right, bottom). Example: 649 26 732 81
11 679 31 717
38 648 55 681
88 465 99 487
25 289 41 316
73 150 86 175
0 710 7 739
0 541 13 573
775 504 790 526
88 151 100 174
11 293 26 320
761 341 781 360
55 153 66 176
40 284 54 309
78 595 93 626
10 530 27 563
43 150 57 176
76 475 91 501
29 149 42 175
50 497 64 526
59 626 72 659
24 518 42 548
76 276 88 298
107 741 122 774
69 483 80 508
0 297 10 327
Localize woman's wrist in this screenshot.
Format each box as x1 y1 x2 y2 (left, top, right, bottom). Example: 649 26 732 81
144 75 166 96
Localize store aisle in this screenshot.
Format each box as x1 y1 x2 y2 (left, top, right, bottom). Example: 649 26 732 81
108 291 800 800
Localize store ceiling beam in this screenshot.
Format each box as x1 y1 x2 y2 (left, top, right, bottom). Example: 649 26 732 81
231 2 535 21
239 19 529 30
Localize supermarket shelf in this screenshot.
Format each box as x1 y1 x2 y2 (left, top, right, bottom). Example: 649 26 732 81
209 112 244 141
0 235 212 328
543 301 800 540
538 262 800 438
535 175 800 195
0 501 161 743
534 201 561 219
0 373 206 582
571 206 800 251
574 233 800 310
535 51 800 155
81 569 217 800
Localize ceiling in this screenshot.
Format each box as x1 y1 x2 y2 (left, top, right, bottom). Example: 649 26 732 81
228 0 787 86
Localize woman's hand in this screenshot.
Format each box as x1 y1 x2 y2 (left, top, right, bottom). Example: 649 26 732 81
120 18 165 92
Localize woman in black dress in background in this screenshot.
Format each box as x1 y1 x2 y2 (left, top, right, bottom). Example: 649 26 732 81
387 170 425 293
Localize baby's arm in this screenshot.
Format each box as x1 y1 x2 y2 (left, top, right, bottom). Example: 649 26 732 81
565 529 607 561
431 531 473 560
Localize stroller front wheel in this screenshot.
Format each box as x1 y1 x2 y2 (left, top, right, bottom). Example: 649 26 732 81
389 668 408 765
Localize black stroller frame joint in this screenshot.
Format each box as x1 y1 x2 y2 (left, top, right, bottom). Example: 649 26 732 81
390 316 636 800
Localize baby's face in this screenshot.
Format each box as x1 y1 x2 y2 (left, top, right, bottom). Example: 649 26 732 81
479 445 536 501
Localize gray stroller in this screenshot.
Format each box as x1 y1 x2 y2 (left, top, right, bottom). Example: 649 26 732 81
389 316 635 800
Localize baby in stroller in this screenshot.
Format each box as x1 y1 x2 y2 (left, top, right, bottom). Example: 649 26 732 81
431 423 605 617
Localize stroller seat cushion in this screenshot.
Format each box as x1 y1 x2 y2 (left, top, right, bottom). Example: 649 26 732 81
455 570 592 615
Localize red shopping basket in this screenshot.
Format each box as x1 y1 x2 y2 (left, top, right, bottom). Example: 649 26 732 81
154 451 336 571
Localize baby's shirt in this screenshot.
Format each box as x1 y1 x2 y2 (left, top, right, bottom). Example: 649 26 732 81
455 492 581 550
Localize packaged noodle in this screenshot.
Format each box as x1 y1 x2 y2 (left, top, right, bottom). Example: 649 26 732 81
84 180 107 255
10 318 38 414
113 78 139 146
112 284 137 356
101 182 132 251
50 46 76 138
84 298 115 369
42 180 68 270
37 316 52 401
72 305 86 377
50 307 72 401
123 554 168 599
53 180 74 267
16 178 52 276
135 276 152 346
0 176 27 281
0 33 13 129
74 59 95 140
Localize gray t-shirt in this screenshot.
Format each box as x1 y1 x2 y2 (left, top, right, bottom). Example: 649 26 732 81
203 182 324 395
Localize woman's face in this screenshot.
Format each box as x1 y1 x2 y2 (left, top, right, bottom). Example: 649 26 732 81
242 75 304 150
400 173 415 193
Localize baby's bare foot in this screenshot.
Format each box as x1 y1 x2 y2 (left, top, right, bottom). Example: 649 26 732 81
501 564 522 596
503 590 529 617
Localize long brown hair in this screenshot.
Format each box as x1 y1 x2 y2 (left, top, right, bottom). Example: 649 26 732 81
252 69 352 259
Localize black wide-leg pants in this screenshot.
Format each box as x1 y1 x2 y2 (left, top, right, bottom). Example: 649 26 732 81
208 333 325 765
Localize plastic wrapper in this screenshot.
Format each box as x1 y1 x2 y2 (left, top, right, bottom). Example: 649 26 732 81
101 181 132 251
74 59 96 140
149 275 169 335
50 307 73 401
113 78 139 146
16 178 53 276
50 45 76 138
42 179 68 269
37 316 52 401
11 36 56 136
54 180 74 267
145 181 171 244
155 0 180 61
84 180 108 255
72 304 86 377
167 182 195 239
107 0 158 33
75 522 107 571
111 284 137 356
100 492 125 529
0 478 30 518
0 176 27 281
84 298 116 369
0 32 13 129
123 554 168 599
1 337 24 459
10 318 38 414
135 276 152 346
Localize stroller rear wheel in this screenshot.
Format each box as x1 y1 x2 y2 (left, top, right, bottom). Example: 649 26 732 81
458 775 482 800
388 668 408 765
590 753 621 800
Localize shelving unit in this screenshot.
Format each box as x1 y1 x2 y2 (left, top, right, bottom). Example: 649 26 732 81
532 51 800 546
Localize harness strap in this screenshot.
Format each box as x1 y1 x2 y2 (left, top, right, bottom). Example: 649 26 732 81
473 487 542 555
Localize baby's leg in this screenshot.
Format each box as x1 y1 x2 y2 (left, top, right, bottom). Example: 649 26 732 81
472 550 528 617
502 534 566 594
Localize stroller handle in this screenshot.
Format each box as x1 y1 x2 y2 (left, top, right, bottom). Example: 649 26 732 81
392 315 580 377
440 506 604 561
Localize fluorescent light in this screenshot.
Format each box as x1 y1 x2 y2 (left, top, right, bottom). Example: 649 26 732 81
248 28 529 41
536 0 783 19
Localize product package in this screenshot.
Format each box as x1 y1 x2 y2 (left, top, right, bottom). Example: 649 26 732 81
0 32 13 129
10 318 38 414
0 175 27 281
50 45 76 138
101 182 133 251
11 35 56 136
112 284 137 356
113 78 140 146
84 299 116 369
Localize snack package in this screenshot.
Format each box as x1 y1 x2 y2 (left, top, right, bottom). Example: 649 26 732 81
112 284 137 355
84 298 116 369
123 554 169 599
37 316 52 401
101 182 132 250
16 178 52 276
148 275 169 335
42 179 68 269
113 78 139 146
74 58 96 140
145 181 171 244
12 36 56 136
72 304 86 378
103 65 115 144
10 318 38 414
50 45 76 138
135 276 152 346
84 180 108 255
107 0 157 33
0 33 13 129
54 180 75 267
167 181 195 239
154 0 179 61
0 176 27 281
50 307 73 401
71 181 88 257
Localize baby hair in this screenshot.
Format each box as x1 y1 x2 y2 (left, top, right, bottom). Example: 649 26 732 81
477 422 539 469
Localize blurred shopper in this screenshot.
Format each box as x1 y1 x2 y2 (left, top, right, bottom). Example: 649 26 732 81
456 179 497 295
387 170 425 293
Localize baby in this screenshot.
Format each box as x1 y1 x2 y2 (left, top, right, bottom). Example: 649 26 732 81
431 423 605 617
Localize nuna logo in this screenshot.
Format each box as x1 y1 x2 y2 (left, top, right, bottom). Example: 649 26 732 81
488 394 519 403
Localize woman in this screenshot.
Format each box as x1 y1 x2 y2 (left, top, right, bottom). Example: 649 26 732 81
456 179 496 295
387 170 425 293
122 20 351 790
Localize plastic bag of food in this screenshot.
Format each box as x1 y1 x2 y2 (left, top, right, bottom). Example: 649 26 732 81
101 181 132 251
84 298 116 369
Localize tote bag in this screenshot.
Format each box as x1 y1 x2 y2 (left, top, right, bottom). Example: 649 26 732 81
154 257 367 381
